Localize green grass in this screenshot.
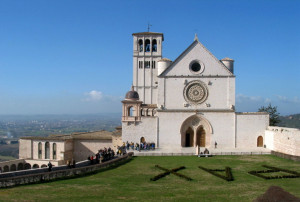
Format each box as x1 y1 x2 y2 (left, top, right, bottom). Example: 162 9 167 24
0 155 15 162
0 155 300 201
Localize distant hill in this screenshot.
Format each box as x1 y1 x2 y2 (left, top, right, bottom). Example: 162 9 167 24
278 114 300 129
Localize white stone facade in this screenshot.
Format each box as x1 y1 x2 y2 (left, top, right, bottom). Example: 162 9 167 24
265 126 300 156
122 32 270 152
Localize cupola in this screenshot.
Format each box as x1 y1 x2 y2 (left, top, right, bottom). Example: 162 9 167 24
125 86 139 100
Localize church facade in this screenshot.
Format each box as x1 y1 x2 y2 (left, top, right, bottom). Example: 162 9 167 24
121 32 269 151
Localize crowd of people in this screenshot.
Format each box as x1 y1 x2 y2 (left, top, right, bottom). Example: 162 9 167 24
88 147 115 164
124 141 155 151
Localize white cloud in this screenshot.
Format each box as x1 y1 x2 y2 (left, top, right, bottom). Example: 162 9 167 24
276 95 300 104
264 98 272 103
84 90 103 102
236 94 262 103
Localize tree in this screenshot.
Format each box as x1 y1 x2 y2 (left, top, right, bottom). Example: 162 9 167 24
258 104 280 126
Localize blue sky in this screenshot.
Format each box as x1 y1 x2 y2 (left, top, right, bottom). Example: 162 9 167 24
0 0 299 115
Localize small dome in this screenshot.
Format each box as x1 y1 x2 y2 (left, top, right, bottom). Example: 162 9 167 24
125 86 139 100
221 57 234 61
158 58 172 62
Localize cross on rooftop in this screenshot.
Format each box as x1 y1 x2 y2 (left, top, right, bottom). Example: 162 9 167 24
147 23 152 32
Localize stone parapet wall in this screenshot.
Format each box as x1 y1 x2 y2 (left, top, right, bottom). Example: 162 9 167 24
265 127 300 156
0 153 133 188
271 150 300 162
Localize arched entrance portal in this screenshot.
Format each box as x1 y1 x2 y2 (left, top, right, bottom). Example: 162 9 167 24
184 127 194 147
180 115 212 148
196 127 206 147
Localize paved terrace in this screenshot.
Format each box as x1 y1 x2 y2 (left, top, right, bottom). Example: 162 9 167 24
131 147 271 156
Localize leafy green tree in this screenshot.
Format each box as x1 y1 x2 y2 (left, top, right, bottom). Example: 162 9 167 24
258 104 280 126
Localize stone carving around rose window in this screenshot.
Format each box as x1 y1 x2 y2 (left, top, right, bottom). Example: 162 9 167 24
183 80 208 105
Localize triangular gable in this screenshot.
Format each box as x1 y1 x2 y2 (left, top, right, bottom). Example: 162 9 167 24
159 40 233 77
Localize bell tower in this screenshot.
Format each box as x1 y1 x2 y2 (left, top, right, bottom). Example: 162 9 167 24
132 32 164 104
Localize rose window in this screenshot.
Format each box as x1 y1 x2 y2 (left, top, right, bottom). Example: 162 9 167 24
184 81 208 104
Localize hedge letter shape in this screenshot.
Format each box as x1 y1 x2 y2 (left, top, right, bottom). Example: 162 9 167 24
248 165 300 180
198 166 234 181
151 165 192 181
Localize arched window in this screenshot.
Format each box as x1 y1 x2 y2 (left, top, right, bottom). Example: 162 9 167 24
128 106 133 117
53 143 57 160
138 39 143 52
45 142 50 159
145 39 150 52
152 39 157 52
38 142 42 159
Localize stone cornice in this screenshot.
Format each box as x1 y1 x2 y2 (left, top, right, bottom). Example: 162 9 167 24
157 109 235 113
158 75 235 78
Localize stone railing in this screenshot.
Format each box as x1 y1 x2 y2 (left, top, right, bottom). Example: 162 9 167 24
0 152 133 188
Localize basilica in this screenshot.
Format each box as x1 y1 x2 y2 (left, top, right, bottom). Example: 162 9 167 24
121 32 269 152
1 31 299 174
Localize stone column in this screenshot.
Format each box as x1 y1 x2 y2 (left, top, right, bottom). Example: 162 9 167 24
193 128 197 147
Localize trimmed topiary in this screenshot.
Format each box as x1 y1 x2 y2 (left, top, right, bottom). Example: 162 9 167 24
248 165 300 180
151 165 192 181
198 166 234 181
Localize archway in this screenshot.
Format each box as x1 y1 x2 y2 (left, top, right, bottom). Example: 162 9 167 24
33 164 39 169
41 164 47 168
10 164 16 171
3 165 9 172
196 126 206 147
18 163 24 170
257 136 263 147
180 115 213 148
183 127 194 147
24 163 31 170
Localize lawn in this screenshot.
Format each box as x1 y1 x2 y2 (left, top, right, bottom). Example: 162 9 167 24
0 155 300 201
0 155 15 162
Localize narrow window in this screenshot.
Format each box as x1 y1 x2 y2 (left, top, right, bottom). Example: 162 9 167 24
152 61 156 69
144 61 150 68
38 142 42 159
53 143 57 160
139 61 143 69
145 39 150 52
45 142 50 159
138 39 143 52
152 39 157 52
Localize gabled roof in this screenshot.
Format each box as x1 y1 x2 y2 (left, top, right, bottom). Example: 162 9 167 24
158 39 234 77
20 130 113 141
